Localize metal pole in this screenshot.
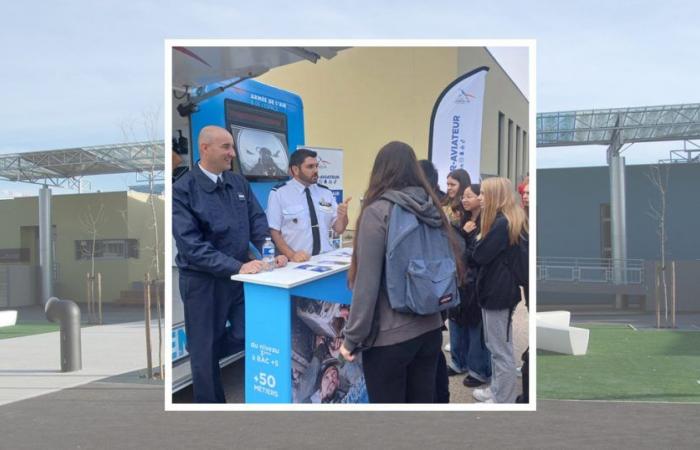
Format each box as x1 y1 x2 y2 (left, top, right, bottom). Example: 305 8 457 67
672 261 677 328
655 264 661 328
39 186 53 303
45 297 82 372
610 153 628 309
145 273 153 378
97 272 103 325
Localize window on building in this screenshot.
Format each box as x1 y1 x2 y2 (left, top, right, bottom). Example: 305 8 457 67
498 112 505 176
75 239 139 260
600 204 612 259
523 130 528 176
515 125 521 179
508 119 514 181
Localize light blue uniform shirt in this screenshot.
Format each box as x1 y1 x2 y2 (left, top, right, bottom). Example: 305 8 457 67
266 178 338 255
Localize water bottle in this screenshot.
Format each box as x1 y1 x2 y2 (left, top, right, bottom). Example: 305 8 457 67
262 237 275 271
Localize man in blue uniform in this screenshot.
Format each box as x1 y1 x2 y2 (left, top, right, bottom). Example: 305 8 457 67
266 148 351 261
173 125 288 403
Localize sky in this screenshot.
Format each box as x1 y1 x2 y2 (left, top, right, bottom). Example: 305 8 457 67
1 0 699 196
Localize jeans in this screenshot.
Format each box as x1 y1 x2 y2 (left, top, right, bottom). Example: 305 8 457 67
448 319 492 382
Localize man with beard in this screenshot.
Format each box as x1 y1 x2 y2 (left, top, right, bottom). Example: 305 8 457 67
266 148 351 262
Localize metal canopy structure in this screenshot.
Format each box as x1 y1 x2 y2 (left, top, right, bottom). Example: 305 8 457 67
0 141 165 189
0 140 165 304
537 103 700 148
537 103 700 309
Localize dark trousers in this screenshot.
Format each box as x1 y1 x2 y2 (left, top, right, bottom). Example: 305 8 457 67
362 328 442 403
435 350 450 403
517 348 529 403
180 272 244 403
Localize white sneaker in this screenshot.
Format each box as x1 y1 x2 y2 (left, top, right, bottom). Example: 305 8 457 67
516 366 522 378
472 387 494 402
443 343 451 352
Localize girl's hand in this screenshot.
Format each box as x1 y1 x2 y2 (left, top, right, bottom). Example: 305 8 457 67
463 221 476 233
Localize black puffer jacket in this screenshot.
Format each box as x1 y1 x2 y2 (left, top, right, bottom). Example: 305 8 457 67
470 213 520 310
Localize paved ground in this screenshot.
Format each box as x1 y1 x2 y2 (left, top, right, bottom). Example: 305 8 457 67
0 305 160 406
6 304 158 326
3 378 698 449
2 304 698 447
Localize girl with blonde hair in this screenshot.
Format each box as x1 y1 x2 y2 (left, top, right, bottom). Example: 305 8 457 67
469 177 528 404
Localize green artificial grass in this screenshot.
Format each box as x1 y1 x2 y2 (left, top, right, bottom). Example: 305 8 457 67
537 325 700 403
0 323 60 340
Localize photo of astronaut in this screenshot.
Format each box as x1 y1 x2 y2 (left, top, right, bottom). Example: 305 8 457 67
291 298 368 403
232 125 289 179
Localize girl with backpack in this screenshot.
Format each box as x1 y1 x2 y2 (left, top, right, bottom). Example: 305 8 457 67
339 141 463 403
469 177 528 403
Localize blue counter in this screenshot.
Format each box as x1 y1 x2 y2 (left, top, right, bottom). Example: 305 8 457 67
232 250 354 403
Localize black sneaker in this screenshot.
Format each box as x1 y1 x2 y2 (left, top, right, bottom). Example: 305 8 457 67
446 367 463 377
462 375 485 388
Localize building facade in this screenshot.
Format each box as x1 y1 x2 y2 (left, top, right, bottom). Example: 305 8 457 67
537 162 700 310
256 47 529 224
0 191 164 306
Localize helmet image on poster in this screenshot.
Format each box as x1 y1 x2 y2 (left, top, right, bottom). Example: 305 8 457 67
234 126 289 179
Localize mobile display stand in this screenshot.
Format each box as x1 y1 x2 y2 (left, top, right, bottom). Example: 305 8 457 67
231 249 352 403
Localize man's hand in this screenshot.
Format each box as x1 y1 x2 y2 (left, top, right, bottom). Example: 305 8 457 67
239 260 266 274
291 251 310 262
339 343 355 362
336 196 353 218
275 255 288 268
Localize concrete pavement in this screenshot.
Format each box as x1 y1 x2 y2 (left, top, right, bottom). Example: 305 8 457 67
0 319 160 406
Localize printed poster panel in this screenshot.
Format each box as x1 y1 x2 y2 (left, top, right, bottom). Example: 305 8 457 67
302 146 343 204
292 297 368 403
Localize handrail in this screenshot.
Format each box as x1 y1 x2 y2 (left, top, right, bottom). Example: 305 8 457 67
537 257 644 284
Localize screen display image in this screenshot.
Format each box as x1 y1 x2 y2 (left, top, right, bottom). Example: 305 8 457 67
232 126 289 179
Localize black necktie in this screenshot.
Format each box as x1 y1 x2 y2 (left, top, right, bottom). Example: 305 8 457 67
305 187 321 255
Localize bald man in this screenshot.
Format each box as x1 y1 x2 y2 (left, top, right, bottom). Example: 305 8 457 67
173 125 287 403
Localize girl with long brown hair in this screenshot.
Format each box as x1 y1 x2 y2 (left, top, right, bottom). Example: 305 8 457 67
339 141 462 403
469 177 528 404
441 168 471 227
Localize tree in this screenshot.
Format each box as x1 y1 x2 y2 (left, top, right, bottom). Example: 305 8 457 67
647 164 670 326
121 108 165 379
79 204 105 324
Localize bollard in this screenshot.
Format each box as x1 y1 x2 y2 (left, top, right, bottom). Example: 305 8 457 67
45 297 82 372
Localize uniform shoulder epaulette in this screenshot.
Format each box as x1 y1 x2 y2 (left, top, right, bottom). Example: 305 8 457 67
317 183 331 191
271 181 288 191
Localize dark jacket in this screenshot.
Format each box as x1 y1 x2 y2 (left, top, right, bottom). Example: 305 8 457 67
173 164 269 278
470 213 521 310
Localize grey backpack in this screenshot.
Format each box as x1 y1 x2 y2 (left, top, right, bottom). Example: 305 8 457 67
384 202 460 315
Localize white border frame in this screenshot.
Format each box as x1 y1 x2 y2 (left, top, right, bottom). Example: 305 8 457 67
164 39 537 412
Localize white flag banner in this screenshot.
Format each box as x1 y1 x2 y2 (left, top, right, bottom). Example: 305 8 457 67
429 67 489 191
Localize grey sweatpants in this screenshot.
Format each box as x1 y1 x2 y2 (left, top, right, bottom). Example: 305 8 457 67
482 308 517 403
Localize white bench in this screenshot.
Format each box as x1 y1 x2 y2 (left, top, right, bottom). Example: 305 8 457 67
0 310 18 328
536 310 589 356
